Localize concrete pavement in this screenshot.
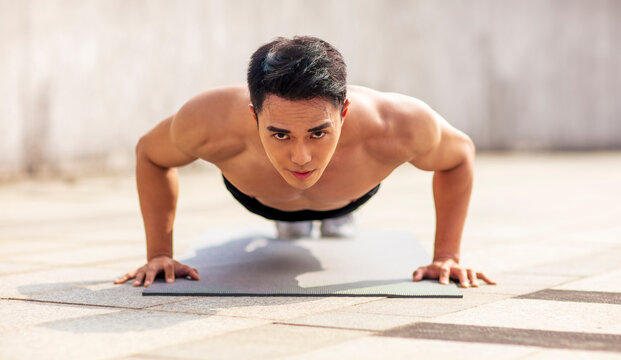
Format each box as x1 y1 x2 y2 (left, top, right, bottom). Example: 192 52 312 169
1 152 620 359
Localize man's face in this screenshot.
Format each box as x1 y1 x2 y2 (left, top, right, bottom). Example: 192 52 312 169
251 95 349 190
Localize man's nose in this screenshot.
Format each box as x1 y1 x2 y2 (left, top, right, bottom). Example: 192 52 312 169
291 142 311 166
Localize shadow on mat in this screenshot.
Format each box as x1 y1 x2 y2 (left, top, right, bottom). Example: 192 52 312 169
144 233 410 296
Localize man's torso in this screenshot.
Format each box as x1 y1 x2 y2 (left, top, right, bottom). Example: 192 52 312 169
178 84 423 212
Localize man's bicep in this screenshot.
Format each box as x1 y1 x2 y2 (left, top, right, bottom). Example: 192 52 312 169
408 108 474 172
136 116 198 169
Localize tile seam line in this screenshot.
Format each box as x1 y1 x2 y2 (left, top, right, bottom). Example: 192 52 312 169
512 268 621 296
110 353 188 360
141 295 390 315
0 297 143 310
0 202 229 228
290 296 391 318
515 348 562 360
110 355 187 360
142 304 384 323
508 248 621 277
515 264 621 281
1 297 276 322
0 265 59 277
337 294 513 318
0 256 145 269
516 349 546 360
272 321 376 333
138 307 278 321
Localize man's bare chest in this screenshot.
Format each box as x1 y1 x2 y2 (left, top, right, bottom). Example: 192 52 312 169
217 146 398 211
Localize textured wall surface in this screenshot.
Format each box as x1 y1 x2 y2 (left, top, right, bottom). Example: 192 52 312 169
1 0 620 178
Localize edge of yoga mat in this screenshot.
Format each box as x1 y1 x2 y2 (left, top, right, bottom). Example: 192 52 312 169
143 279 462 298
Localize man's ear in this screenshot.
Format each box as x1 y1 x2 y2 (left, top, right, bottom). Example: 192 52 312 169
248 104 258 122
341 98 351 121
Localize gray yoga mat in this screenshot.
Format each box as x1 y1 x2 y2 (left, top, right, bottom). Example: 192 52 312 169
143 226 462 298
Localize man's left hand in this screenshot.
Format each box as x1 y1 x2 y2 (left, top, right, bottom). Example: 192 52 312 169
412 258 496 288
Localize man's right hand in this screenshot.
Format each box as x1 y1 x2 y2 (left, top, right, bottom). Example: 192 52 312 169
113 255 200 287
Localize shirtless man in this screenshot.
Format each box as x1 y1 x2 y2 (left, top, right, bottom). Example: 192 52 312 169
114 36 495 289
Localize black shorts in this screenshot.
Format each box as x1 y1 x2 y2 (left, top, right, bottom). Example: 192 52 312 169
222 175 380 222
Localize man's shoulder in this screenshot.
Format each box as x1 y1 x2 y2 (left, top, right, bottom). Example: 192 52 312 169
348 85 433 129
170 84 251 162
348 86 440 160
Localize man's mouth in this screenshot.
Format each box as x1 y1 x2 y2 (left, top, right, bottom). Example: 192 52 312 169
291 170 314 180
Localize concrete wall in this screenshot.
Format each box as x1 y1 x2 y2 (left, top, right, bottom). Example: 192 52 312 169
1 0 620 179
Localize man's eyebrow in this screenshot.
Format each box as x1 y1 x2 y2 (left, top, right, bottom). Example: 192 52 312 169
307 122 333 132
266 126 291 134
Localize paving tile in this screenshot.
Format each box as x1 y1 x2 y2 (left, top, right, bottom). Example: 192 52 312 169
460 242 604 274
0 217 139 242
2 154 621 360
379 322 621 353
0 261 53 276
59 227 145 243
543 226 621 247
525 246 621 277
0 266 132 298
523 349 621 359
111 356 167 360
7 244 145 266
431 299 621 334
518 289 621 305
0 239 81 258
553 269 621 293
280 310 425 331
28 282 193 309
340 292 511 318
0 299 116 332
129 323 367 360
0 310 267 360
149 296 383 320
459 272 578 296
91 258 147 273
281 336 536 360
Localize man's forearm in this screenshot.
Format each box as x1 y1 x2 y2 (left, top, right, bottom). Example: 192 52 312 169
432 155 474 263
136 151 179 261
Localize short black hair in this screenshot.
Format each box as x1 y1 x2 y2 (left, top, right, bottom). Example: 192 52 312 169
247 36 347 114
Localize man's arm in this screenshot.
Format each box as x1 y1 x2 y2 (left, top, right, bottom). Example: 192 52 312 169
114 113 200 287
395 98 495 287
114 86 249 287
136 116 197 261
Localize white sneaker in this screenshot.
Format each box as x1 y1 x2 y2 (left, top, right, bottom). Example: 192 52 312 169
320 213 356 238
275 221 313 239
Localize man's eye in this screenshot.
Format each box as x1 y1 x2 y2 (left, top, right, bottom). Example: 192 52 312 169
274 133 289 140
311 131 326 139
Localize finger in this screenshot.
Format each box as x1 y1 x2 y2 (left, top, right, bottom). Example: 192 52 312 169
189 267 200 281
164 262 175 284
467 269 479 288
114 269 137 284
412 267 426 282
113 273 131 284
477 272 497 285
133 271 145 287
439 266 450 285
456 269 470 288
176 265 200 281
143 269 158 288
